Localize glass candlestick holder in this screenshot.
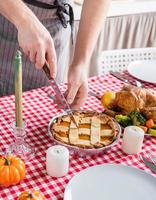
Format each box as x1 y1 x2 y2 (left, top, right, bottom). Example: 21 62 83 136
7 120 35 161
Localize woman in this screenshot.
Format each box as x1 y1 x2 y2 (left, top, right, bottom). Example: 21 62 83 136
0 0 110 109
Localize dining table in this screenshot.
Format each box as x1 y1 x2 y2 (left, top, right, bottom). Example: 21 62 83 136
0 71 156 200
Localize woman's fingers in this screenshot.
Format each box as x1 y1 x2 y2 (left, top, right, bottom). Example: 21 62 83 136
29 50 36 63
17 16 57 77
66 66 88 108
26 40 57 79
66 82 79 105
23 48 29 57
71 97 86 110
46 41 57 78
71 84 88 109
35 46 45 69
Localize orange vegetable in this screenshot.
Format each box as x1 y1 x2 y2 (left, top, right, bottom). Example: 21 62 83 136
138 125 148 133
0 155 26 187
146 119 154 129
18 190 45 200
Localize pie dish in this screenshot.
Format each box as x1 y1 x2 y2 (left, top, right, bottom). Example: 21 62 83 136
49 111 121 152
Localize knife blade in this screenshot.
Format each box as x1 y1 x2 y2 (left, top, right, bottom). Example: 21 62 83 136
141 156 156 174
110 71 131 85
43 61 78 128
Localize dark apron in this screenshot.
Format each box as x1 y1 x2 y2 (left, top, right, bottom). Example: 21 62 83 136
24 0 74 41
0 0 74 96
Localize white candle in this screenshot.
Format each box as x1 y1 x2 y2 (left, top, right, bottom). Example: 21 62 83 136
122 126 144 154
46 145 69 177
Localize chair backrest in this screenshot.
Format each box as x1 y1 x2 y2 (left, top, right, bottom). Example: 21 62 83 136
98 48 156 75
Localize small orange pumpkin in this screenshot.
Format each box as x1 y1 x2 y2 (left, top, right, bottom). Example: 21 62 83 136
0 155 26 187
18 191 45 200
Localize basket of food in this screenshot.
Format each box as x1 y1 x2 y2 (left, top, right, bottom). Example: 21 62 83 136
48 111 121 156
101 85 156 136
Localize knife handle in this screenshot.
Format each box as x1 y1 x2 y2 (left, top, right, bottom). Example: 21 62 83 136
43 61 52 80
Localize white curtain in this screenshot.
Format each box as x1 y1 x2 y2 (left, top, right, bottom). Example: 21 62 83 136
64 12 156 80
89 12 156 76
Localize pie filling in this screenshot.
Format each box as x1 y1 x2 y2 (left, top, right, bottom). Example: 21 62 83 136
51 111 118 149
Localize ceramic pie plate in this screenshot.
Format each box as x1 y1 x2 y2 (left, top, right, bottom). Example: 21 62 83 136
48 111 121 156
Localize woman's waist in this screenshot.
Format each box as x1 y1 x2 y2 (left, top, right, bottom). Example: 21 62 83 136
25 0 73 21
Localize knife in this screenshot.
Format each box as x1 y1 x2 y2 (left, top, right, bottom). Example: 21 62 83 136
141 156 156 174
110 71 142 87
43 61 78 128
110 71 131 85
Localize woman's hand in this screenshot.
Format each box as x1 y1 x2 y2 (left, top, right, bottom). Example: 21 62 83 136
17 17 57 78
0 0 57 77
62 0 110 109
66 63 88 109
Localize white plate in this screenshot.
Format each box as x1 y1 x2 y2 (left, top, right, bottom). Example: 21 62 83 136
127 60 156 84
64 164 156 200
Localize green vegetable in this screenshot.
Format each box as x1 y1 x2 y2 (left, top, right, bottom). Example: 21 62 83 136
128 111 146 126
115 114 132 127
151 124 156 130
148 128 156 136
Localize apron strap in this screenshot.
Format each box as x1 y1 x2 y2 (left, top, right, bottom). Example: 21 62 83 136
24 0 74 43
23 0 58 9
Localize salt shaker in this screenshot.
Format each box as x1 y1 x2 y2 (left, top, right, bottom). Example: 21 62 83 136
46 145 69 177
122 126 144 154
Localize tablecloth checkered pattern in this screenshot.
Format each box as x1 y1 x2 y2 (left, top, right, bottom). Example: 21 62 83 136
0 71 156 200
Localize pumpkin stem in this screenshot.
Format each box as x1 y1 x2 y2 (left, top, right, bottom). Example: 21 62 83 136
4 157 11 165
28 193 33 198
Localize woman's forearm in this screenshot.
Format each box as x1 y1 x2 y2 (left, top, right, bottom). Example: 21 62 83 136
0 0 57 76
73 0 111 66
0 0 38 29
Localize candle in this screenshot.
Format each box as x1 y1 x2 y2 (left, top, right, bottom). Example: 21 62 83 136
122 126 144 154
14 50 23 127
46 145 69 177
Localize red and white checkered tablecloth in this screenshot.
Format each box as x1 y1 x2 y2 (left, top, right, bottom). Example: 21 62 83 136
0 72 156 200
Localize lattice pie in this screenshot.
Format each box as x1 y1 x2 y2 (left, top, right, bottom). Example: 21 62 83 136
51 111 119 149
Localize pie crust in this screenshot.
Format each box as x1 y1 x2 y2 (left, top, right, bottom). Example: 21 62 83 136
51 111 119 149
